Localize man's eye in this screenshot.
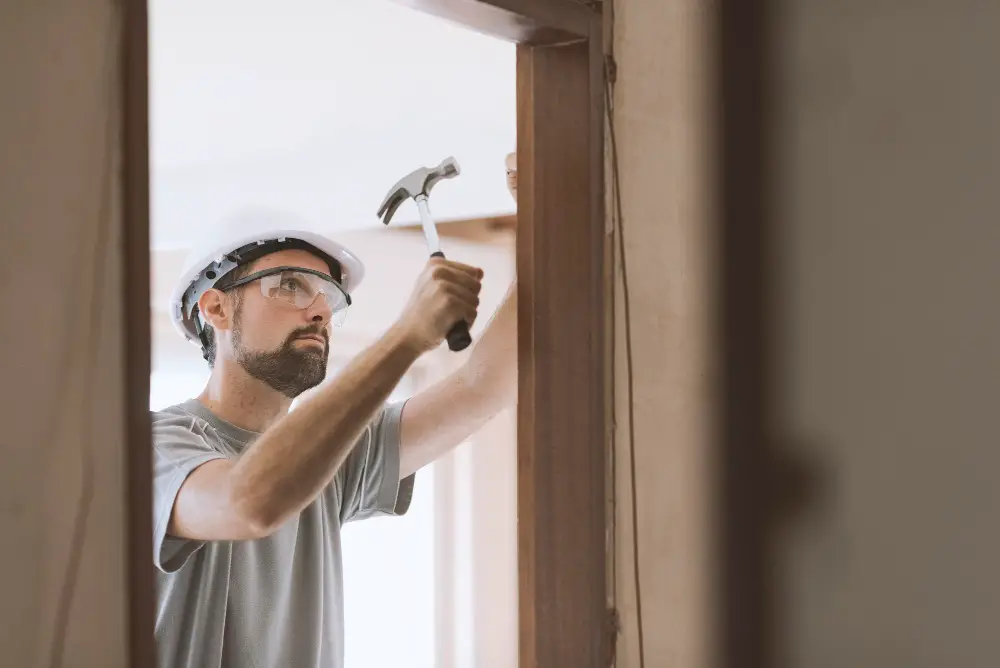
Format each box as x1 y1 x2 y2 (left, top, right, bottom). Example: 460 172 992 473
280 278 302 291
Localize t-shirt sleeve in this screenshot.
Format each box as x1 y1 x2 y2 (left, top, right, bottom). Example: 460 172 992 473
338 399 416 524
151 412 228 573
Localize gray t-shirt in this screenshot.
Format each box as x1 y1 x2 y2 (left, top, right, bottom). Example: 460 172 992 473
151 398 415 668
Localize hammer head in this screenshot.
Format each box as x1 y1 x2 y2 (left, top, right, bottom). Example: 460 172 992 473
377 156 461 225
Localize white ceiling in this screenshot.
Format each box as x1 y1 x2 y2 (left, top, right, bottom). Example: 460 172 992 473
150 0 517 250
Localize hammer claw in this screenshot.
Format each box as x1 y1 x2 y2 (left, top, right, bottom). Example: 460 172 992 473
376 189 407 225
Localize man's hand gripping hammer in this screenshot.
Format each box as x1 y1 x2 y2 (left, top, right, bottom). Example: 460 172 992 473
377 156 472 352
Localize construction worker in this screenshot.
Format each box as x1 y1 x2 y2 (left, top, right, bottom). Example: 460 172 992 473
152 157 518 668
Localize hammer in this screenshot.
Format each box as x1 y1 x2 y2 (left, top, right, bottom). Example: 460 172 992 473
377 156 472 352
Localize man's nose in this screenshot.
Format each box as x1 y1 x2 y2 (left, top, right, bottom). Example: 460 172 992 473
304 292 333 324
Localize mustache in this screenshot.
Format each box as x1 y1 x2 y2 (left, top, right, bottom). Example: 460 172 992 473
286 325 329 347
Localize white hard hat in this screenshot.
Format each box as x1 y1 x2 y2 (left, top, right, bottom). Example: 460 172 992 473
168 207 365 347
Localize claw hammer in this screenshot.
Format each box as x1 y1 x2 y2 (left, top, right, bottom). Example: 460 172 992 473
377 156 472 352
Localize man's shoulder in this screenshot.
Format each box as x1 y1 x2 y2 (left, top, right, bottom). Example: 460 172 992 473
149 401 220 446
150 401 201 427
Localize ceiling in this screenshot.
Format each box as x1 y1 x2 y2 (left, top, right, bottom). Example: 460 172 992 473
150 0 517 250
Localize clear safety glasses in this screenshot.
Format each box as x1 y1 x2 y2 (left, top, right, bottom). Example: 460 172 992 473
224 266 352 326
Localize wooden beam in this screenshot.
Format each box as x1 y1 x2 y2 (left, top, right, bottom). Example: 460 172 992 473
386 214 516 244
122 0 156 665
716 0 773 667
390 0 595 45
516 38 607 668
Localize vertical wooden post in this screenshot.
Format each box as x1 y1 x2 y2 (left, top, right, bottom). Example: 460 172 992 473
122 0 156 664
516 38 607 668
716 1 773 666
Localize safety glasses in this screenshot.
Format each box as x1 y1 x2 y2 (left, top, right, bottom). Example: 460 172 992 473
223 266 352 325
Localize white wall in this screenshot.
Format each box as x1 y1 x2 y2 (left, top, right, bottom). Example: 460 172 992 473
149 0 516 249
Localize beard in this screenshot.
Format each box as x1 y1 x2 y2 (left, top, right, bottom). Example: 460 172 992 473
232 313 329 398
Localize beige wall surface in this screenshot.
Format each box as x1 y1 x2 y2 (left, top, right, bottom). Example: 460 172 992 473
611 1 716 666
612 1 1000 666
0 2 130 666
770 3 1000 667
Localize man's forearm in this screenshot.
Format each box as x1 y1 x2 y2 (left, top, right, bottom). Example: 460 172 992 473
461 280 517 410
399 281 517 477
228 325 421 534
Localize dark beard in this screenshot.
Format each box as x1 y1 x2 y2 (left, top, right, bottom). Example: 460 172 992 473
233 319 329 398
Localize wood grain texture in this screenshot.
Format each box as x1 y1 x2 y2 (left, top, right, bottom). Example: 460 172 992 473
516 38 607 668
390 0 593 45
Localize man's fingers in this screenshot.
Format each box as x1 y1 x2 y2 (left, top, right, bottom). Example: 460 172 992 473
505 152 517 200
422 257 483 335
440 284 480 327
449 261 483 280
431 263 483 292
441 283 480 311
458 302 479 328
429 256 483 279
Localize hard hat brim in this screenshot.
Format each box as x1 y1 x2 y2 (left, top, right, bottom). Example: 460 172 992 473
168 228 365 346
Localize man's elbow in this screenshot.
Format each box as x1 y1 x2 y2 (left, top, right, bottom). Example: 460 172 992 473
239 510 282 540
228 481 288 540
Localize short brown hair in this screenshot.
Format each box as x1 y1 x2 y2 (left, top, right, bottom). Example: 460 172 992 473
200 262 254 367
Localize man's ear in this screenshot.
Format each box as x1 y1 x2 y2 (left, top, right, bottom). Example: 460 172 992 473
198 288 233 332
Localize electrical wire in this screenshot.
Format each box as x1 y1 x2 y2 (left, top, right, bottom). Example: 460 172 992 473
605 89 621 668
604 0 646 665
47 6 120 666
595 0 619 654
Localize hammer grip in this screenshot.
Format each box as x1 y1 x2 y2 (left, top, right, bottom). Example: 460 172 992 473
430 251 473 352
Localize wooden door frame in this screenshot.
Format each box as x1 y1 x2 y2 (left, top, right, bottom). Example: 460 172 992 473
395 3 609 666
716 2 772 667
123 0 155 665
124 1 608 666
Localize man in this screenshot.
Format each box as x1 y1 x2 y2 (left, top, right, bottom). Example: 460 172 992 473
152 156 517 667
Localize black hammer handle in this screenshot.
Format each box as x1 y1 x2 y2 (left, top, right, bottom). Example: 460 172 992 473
430 251 472 351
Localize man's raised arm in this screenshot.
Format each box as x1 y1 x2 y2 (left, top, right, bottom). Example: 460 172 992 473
166 258 483 541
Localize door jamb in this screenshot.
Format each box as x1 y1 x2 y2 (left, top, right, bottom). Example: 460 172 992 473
123 0 155 665
393 2 609 666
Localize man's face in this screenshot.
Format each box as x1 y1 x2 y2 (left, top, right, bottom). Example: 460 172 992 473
226 249 337 398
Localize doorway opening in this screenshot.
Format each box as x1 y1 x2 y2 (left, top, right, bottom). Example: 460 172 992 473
149 2 518 666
